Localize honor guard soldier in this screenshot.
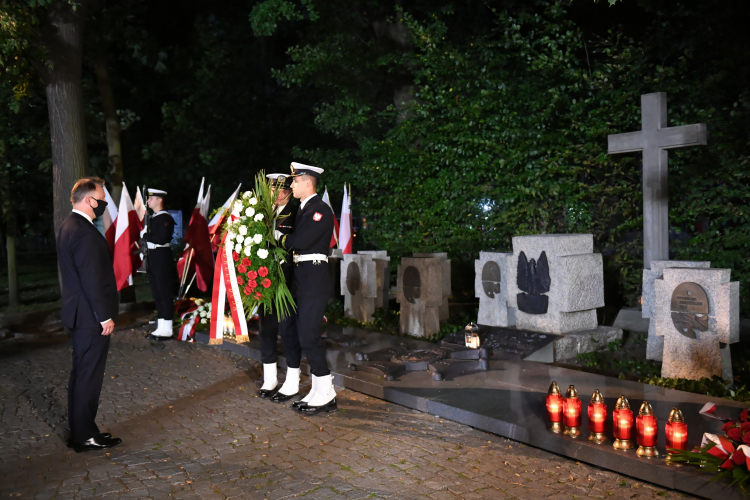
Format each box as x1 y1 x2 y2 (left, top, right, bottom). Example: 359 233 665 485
275 162 337 415
144 189 178 339
258 173 304 402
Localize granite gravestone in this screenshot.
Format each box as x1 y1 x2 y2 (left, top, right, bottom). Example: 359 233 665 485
642 260 711 361
474 252 516 327
340 253 379 322
654 267 739 381
396 254 451 338
357 250 391 309
608 92 707 268
507 234 605 334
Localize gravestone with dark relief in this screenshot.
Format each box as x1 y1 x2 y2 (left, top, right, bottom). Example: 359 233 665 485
474 252 515 327
642 260 711 361
654 267 739 381
396 254 451 337
340 253 379 322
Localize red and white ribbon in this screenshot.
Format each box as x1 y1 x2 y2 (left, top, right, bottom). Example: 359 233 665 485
209 218 248 343
176 305 199 342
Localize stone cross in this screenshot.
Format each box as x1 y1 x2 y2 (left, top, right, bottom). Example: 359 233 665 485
474 252 515 327
356 251 391 309
608 92 706 268
396 254 451 338
340 253 378 322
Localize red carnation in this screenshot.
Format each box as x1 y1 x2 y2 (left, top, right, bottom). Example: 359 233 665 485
728 428 742 442
249 280 258 289
243 286 252 296
237 276 244 286
723 421 737 432
733 449 747 466
247 270 258 280
241 257 251 266
743 433 750 446
232 252 240 262
262 278 272 288
741 422 750 433
258 266 269 277
742 409 749 423
237 264 247 274
255 292 263 300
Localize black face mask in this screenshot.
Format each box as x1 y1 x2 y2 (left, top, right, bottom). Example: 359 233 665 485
90 198 108 218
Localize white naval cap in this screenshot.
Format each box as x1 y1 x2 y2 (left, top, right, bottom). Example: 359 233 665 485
266 173 293 188
147 188 167 197
290 162 324 179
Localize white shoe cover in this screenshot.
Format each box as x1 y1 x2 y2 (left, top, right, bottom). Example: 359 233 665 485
278 367 300 396
260 363 278 391
306 375 336 407
301 373 318 403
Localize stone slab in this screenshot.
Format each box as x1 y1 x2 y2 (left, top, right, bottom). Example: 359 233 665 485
613 306 650 332
551 326 623 362
196 325 745 500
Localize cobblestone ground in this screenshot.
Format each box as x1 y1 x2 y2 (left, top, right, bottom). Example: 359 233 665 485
0 326 696 500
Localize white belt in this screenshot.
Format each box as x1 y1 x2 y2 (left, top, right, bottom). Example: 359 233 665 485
147 242 170 249
293 253 328 264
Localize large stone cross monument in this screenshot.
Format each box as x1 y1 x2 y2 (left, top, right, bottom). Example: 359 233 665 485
608 92 707 268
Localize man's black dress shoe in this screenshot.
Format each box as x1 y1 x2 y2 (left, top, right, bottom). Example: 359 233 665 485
67 432 113 448
271 391 298 403
73 435 122 453
258 388 278 398
297 398 337 416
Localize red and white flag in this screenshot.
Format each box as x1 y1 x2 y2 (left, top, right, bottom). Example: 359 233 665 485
113 184 141 291
322 186 339 248
102 185 118 258
208 183 241 252
176 178 214 292
133 187 147 229
338 183 352 254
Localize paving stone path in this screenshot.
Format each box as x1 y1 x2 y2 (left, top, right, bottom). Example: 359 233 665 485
0 326 697 499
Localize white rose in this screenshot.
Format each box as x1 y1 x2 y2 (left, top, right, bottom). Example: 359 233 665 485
238 225 248 236
235 234 244 244
234 242 243 253
201 318 207 324
249 197 258 205
242 191 252 199
245 207 255 217
200 311 207 318
253 234 263 244
257 248 269 259
254 213 264 222
243 245 253 256
232 200 243 214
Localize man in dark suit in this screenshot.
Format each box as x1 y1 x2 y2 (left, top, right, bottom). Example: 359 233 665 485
257 173 303 402
276 162 337 415
57 177 122 452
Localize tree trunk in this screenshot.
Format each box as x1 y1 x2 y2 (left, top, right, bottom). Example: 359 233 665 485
0 140 19 307
34 1 90 238
93 46 124 202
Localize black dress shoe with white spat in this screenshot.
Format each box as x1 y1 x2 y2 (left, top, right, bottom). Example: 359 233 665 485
73 435 122 453
297 398 337 416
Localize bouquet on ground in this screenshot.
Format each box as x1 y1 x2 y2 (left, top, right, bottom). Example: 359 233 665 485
173 298 211 342
222 172 295 319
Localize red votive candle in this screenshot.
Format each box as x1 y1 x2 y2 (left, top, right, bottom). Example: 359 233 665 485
636 401 658 458
563 385 582 438
587 389 607 444
665 407 688 453
546 382 564 433
612 395 634 450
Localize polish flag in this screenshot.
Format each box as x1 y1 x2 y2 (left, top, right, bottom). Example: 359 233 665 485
322 186 339 248
208 184 241 252
176 178 214 292
101 185 118 258
113 184 141 291
338 184 352 254
133 187 147 229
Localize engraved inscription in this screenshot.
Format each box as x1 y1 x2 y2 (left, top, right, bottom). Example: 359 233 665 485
670 282 709 338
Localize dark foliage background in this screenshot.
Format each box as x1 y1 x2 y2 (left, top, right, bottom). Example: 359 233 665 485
1 0 749 314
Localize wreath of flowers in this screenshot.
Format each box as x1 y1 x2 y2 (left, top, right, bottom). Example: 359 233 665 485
221 172 295 319
668 408 750 494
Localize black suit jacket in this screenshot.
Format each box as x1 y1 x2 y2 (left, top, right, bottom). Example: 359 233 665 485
57 212 119 329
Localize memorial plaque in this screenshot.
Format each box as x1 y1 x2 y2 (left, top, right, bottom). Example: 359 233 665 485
403 266 421 304
670 282 709 338
481 261 502 298
516 251 551 315
346 262 361 295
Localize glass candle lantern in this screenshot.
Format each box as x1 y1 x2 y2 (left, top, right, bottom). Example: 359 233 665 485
546 382 563 433
464 323 481 349
612 396 634 450
636 401 659 458
665 407 688 453
587 389 607 444
563 385 582 438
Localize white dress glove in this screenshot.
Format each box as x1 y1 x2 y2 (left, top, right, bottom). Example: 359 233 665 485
273 230 282 241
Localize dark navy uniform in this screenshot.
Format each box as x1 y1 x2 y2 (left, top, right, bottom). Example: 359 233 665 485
281 194 335 377
145 211 177 320
258 201 302 368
